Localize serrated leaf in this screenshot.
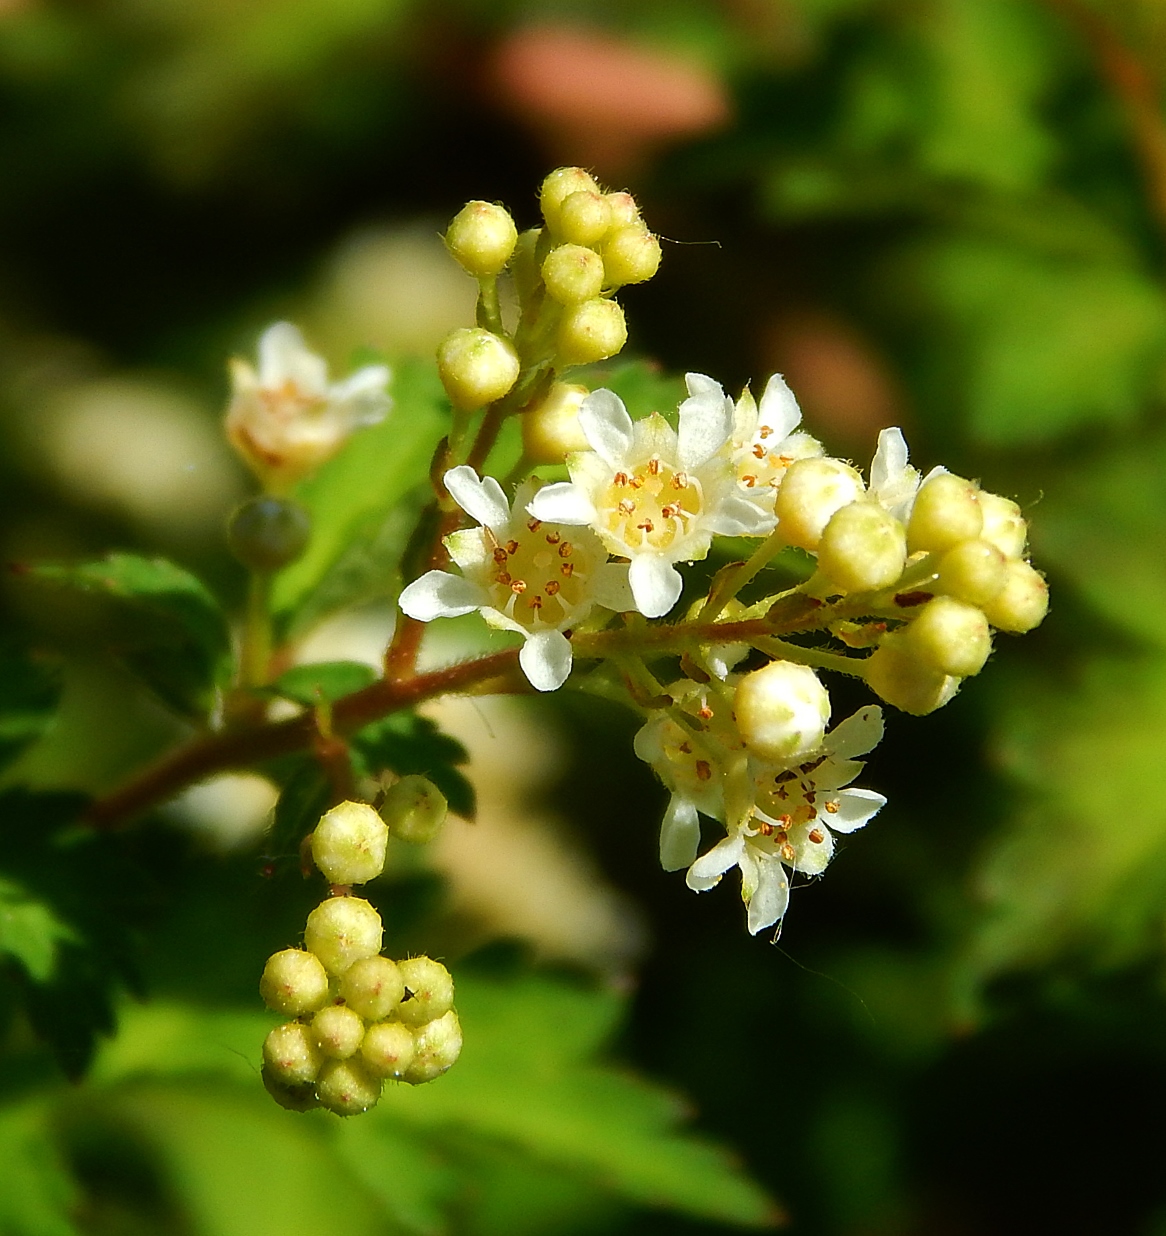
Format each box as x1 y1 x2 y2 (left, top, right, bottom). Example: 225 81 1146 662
352 712 474 820
0 1100 80 1236
271 660 377 707
0 647 61 773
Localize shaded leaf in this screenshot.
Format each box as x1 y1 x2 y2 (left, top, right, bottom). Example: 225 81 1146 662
271 661 377 707
0 647 61 773
0 878 77 984
265 759 333 866
353 712 474 820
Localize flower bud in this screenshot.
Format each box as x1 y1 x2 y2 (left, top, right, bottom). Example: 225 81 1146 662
437 328 520 409
403 1010 463 1084
936 538 1007 606
395 956 455 1027
262 1066 320 1112
263 1022 324 1086
540 167 601 234
361 1021 416 1080
903 597 992 678
817 501 907 593
604 191 640 228
978 491 1027 559
259 948 330 1017
557 191 612 246
311 800 389 886
979 560 1049 633
907 473 982 554
379 774 448 844
317 1057 382 1115
311 1004 366 1059
304 896 383 975
338 955 405 1021
522 382 591 464
227 497 311 573
774 457 865 551
444 201 518 277
601 224 662 287
734 661 830 763
864 637 959 716
542 244 606 304
556 298 627 366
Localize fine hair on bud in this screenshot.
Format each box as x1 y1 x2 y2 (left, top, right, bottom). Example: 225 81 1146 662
936 538 1007 607
304 896 383 975
381 774 449 844
542 244 606 304
556 298 627 366
557 190 612 246
227 497 312 573
361 1021 416 1080
311 800 389 886
395 956 456 1027
260 948 331 1017
980 560 1049 633
907 473 983 554
264 1022 324 1086
339 955 406 1020
437 327 520 409
604 191 640 228
818 501 907 593
444 200 518 277
522 381 591 465
602 223 662 287
775 457 865 551
540 167 601 234
865 637 959 715
317 1057 383 1116
311 1004 366 1059
903 597 992 678
262 1066 320 1112
978 491 1027 559
404 1010 463 1084
734 661 830 762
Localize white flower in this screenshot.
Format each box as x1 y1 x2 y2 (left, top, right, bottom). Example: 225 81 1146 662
527 380 770 619
865 426 949 524
398 466 633 692
226 322 391 490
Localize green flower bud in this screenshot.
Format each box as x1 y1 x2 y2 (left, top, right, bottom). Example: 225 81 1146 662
360 1021 416 1080
907 473 983 554
557 190 612 246
774 457 865 551
540 167 601 234
556 298 627 367
522 381 591 465
734 661 830 763
437 328 520 410
980 560 1049 633
311 1004 366 1059
227 497 311 573
978 491 1027 560
262 1065 320 1112
403 1010 463 1084
396 956 455 1027
316 1057 383 1116
817 501 907 593
601 223 662 287
311 800 389 886
903 597 992 678
380 774 448 844
304 896 383 975
263 1022 324 1086
541 244 606 305
338 955 405 1020
865 637 959 716
444 201 518 277
936 538 1007 606
604 191 640 228
259 948 331 1017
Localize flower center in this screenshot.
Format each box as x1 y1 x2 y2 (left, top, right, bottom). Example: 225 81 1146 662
598 457 702 552
736 423 801 493
485 519 590 629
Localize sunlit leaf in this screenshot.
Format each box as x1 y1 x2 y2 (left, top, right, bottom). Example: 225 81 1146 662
271 660 377 707
0 1100 80 1236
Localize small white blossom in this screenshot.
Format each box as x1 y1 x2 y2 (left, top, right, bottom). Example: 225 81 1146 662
866 426 948 524
398 466 633 692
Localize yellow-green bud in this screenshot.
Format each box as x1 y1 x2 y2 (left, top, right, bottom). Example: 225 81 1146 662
864 637 959 716
360 1021 416 1080
437 328 520 410
262 1066 320 1112
980 560 1049 633
338 955 405 1021
304 896 383 976
380 774 448 844
557 191 612 246
936 538 1007 606
601 223 662 287
311 800 388 886
317 1057 382 1116
263 1022 324 1086
903 597 992 678
817 501 907 593
734 661 830 763
556 298 627 366
978 491 1027 560
522 381 591 465
604 191 640 228
540 167 601 234
311 1004 366 1059
542 244 606 304
259 948 330 1017
444 200 518 277
396 956 455 1027
403 1010 463 1085
907 473 983 554
775 457 865 551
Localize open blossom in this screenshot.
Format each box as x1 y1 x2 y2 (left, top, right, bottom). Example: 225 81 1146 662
226 322 391 491
527 380 770 618
398 466 633 692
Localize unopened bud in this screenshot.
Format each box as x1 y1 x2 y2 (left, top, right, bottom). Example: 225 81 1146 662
602 224 662 287
540 167 601 234
864 637 959 716
317 1057 382 1115
556 298 627 366
311 1004 366 1059
338 955 405 1020
262 1066 320 1112
380 774 448 844
522 382 591 464
978 491 1027 559
396 956 455 1027
903 597 992 678
437 328 520 409
907 473 982 554
734 661 830 763
311 800 388 886
263 1022 324 1086
304 896 383 975
818 501 907 593
557 191 612 246
542 244 606 304
361 1021 416 1080
936 538 1007 606
444 201 518 277
227 497 311 573
604 191 640 228
403 1010 463 1084
259 948 330 1017
980 560 1048 633
775 457 865 551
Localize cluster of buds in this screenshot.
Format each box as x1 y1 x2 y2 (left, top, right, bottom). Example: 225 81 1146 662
259 800 460 1116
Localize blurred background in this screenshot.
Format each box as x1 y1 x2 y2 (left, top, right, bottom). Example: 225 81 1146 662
3 0 1166 1233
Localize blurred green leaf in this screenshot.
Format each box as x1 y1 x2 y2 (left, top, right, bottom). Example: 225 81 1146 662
0 1099 79 1236
352 712 474 820
271 660 377 707
0 877 76 984
265 759 333 866
0 648 61 773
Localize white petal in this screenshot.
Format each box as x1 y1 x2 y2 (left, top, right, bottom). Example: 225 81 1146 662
527 482 595 526
747 857 791 934
678 383 732 470
258 322 328 394
870 427 909 493
478 606 527 636
588 562 635 613
706 641 749 680
579 389 634 467
684 372 725 400
519 628 573 692
628 555 683 618
827 705 884 758
792 826 834 875
704 495 775 537
813 756 864 792
660 795 701 871
444 528 490 571
756 373 802 440
632 716 666 765
825 787 886 833
443 465 511 531
687 833 745 892
398 570 485 621
332 365 392 425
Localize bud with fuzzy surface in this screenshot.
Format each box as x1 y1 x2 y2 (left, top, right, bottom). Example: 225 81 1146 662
602 224 661 287
263 1022 324 1086
521 382 590 465
317 1058 383 1116
437 328 520 409
339 955 405 1021
311 1004 366 1060
259 948 330 1017
404 1010 463 1084
907 473 982 554
903 597 992 678
556 298 627 366
864 637 959 716
396 957 456 1027
775 457 865 551
444 201 518 277
361 1021 416 1080
542 244 606 304
817 501 907 593
304 896 383 975
936 538 1007 607
311 800 388 886
380 775 449 844
734 661 830 763
540 168 601 234
980 560 1049 633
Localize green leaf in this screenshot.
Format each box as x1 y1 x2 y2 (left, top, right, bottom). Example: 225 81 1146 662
265 759 333 866
591 359 687 421
0 877 77 983
271 660 377 707
0 1100 80 1236
352 712 474 819
0 647 61 773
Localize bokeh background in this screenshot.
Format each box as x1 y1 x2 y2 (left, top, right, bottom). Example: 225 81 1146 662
3 1 1166 1233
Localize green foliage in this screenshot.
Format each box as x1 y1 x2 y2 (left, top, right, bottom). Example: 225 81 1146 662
353 712 475 820
0 647 62 774
271 660 378 707
0 1100 80 1236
